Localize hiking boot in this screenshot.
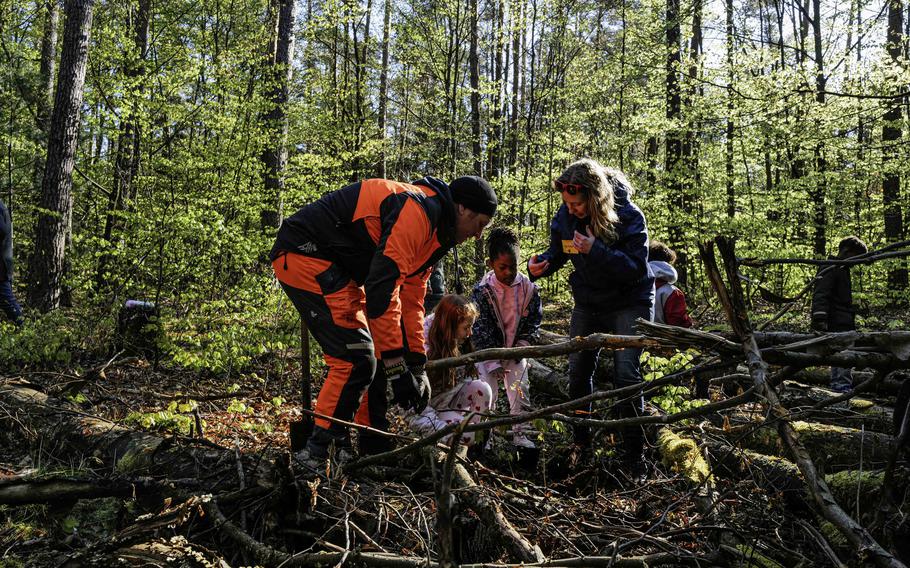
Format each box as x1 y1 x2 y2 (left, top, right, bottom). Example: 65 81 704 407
294 444 353 477
293 448 328 474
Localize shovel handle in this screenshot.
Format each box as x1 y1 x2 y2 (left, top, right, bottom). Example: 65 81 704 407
301 318 312 411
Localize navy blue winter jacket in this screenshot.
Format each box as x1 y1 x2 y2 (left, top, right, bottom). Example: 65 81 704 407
531 186 654 311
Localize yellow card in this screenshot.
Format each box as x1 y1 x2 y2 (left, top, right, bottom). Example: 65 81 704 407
562 240 579 254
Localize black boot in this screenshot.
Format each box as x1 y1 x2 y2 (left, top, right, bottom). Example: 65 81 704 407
358 431 394 456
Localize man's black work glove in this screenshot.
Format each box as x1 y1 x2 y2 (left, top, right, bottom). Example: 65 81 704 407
385 360 431 413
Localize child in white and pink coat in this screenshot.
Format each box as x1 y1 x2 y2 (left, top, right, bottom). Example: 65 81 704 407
406 294 493 447
470 227 543 449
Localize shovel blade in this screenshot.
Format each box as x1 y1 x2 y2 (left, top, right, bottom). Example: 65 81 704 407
289 418 315 452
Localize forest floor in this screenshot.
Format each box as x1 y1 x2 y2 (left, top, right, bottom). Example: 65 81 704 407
0 299 908 567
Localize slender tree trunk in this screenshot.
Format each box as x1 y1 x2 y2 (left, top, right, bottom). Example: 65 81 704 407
810 0 827 256
26 1 61 298
469 0 482 178
665 0 684 280
676 0 702 287
97 0 150 291
377 0 392 178
883 0 907 288
32 0 60 196
29 0 95 312
488 0 504 178
259 0 296 229
617 0 626 170
725 0 735 219
508 0 522 175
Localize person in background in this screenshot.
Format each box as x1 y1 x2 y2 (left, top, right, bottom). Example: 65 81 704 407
811 236 868 393
408 294 492 447
648 240 692 328
0 198 23 327
271 176 496 462
424 262 446 313
527 158 654 478
471 227 542 449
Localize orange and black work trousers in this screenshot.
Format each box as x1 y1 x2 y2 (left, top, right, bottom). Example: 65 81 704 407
274 254 390 457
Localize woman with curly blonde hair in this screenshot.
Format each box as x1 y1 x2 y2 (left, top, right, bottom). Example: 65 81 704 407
528 158 654 478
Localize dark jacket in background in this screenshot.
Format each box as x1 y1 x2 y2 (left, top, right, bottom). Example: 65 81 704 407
531 185 654 311
811 259 856 331
0 199 13 283
424 262 446 313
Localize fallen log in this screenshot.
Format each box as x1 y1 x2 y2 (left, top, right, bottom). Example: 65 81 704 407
707 440 805 498
0 475 163 506
527 359 569 400
0 380 253 489
793 368 905 396
733 420 894 472
779 382 894 432
656 428 712 486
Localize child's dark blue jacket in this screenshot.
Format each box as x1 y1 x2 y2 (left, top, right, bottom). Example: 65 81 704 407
471 271 542 350
531 186 654 311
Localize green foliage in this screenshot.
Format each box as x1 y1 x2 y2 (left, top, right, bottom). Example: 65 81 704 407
643 350 707 415
124 401 199 436
0 0 907 376
0 312 83 368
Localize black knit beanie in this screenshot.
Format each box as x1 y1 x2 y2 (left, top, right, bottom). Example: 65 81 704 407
449 176 497 217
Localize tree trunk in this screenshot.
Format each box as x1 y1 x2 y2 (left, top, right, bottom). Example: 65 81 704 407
29 0 95 312
508 0 522 177
676 0 701 288
31 0 60 196
96 0 150 292
377 0 392 178
883 0 907 289
260 0 296 229
665 0 684 281
810 0 827 256
488 0 505 178
725 0 735 219
469 0 482 178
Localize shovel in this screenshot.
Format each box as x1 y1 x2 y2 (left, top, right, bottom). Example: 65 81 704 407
289 318 314 452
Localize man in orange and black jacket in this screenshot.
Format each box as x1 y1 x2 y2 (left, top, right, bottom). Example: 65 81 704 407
271 176 496 459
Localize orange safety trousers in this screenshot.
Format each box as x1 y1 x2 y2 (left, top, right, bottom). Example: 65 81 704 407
273 253 389 442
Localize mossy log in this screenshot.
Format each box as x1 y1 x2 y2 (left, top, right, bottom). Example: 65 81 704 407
736 419 894 472
0 380 257 490
707 440 805 497
825 469 909 524
779 381 894 432
655 428 712 486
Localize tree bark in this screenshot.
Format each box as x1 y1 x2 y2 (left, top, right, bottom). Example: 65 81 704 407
810 0 827 256
29 0 95 312
31 0 60 196
260 0 296 229
469 0 482 178
96 0 150 292
665 0 684 289
377 0 392 178
883 0 907 289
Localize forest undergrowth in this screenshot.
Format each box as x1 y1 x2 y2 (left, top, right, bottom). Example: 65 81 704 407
0 283 908 567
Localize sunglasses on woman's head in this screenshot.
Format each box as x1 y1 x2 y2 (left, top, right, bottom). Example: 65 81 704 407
554 180 586 195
